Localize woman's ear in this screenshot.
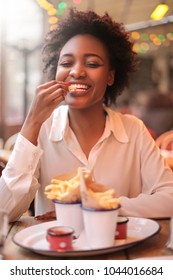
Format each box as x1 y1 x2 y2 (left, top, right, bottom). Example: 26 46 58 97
107 70 115 86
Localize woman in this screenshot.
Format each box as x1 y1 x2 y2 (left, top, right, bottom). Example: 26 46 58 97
0 9 173 221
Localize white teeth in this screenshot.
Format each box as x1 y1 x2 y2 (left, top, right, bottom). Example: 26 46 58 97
68 84 89 91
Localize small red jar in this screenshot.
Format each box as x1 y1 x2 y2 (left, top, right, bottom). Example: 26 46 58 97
115 216 129 239
47 226 74 251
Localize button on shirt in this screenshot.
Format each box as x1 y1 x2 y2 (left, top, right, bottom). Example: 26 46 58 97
1 105 173 221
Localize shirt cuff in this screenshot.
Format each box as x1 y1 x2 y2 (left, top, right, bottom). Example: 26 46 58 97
7 133 43 174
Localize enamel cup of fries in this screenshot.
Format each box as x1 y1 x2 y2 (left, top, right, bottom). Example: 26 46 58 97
45 170 84 238
53 200 83 238
80 167 121 249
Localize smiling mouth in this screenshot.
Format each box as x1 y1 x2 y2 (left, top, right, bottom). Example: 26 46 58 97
68 84 90 92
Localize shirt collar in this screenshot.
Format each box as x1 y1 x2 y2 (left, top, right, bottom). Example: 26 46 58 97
104 106 129 143
49 105 69 142
49 105 129 143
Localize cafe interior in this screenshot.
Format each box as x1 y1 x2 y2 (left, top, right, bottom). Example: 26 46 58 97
0 0 173 154
0 0 173 260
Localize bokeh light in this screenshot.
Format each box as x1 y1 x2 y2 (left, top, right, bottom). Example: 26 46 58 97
73 0 81 4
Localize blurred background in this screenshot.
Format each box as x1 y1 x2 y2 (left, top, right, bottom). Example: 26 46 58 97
0 0 173 143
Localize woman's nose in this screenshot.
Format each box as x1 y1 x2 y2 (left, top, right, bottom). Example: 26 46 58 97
69 64 86 79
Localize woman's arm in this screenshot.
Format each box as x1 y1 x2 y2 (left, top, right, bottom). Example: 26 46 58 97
0 80 69 221
0 134 43 221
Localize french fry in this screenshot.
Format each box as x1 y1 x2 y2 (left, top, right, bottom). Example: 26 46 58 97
45 167 121 209
44 169 81 202
68 84 77 91
51 178 65 184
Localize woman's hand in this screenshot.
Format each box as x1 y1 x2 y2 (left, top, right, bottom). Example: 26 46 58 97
21 80 69 145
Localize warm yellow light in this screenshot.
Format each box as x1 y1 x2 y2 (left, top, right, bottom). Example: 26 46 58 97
131 31 140 40
50 24 58 31
48 16 58 24
150 4 169 20
36 0 53 11
47 8 57 16
132 43 139 53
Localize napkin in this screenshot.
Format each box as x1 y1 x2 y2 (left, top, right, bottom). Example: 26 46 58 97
44 169 81 203
79 167 121 209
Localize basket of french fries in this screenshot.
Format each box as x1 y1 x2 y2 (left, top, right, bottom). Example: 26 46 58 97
44 167 121 209
44 167 122 243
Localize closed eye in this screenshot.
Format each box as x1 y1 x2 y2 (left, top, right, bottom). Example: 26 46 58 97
86 62 102 68
59 61 73 67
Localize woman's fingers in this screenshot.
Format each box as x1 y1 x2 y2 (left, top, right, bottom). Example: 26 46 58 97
23 80 69 132
37 80 69 92
36 81 69 104
38 80 57 89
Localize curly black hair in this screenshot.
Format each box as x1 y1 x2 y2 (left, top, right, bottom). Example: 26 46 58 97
42 8 138 106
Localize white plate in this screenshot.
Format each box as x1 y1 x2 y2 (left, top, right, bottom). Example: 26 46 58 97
13 217 160 257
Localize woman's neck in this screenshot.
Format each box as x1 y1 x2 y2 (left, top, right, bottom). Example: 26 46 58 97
69 105 106 134
68 105 107 157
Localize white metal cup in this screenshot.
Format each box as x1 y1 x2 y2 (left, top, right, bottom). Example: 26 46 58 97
53 200 84 238
81 205 120 249
0 210 8 246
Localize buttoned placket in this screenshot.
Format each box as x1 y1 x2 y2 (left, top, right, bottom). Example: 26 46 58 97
28 152 39 172
64 117 112 169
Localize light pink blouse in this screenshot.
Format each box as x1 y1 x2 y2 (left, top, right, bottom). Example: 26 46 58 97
1 105 173 221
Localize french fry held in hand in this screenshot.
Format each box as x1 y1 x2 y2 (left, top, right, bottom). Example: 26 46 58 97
44 169 81 203
68 84 77 91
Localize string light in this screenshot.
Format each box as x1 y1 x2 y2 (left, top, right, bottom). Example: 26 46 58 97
167 32 173 40
131 30 173 54
73 0 81 3
57 1 67 16
36 0 172 53
48 16 58 24
47 8 57 16
131 31 140 40
36 0 83 29
36 0 68 29
58 2 67 9
36 0 53 10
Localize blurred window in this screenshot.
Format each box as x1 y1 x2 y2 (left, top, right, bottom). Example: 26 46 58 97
0 0 43 125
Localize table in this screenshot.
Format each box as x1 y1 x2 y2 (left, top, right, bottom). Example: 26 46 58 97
1 216 173 260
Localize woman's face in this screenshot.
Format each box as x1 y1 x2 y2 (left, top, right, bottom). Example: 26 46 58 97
55 34 114 109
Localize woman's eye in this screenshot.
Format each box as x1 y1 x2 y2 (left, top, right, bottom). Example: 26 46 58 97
59 61 72 67
86 62 101 68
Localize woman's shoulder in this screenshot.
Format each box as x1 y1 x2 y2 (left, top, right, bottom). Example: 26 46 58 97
107 107 143 126
106 107 149 140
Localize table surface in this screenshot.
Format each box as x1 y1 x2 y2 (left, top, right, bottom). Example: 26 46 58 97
1 216 173 260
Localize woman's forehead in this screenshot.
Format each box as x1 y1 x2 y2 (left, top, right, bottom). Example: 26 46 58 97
60 34 109 57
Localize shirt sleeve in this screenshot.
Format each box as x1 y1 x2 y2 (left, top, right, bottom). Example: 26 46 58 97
120 189 173 218
119 122 173 218
0 133 43 221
